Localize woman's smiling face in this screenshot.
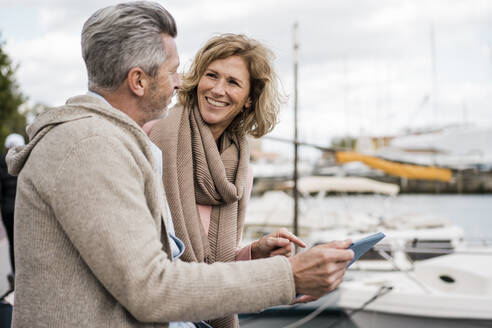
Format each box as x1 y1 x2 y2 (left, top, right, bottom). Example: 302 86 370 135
197 55 252 140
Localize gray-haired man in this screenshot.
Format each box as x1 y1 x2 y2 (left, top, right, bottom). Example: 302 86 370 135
7 2 353 327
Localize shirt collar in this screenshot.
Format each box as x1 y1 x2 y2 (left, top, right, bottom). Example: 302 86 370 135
87 90 111 107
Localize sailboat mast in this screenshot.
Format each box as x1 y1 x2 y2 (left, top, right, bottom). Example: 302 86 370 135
293 21 299 237
430 22 438 128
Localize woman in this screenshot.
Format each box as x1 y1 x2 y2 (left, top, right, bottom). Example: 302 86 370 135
149 34 304 327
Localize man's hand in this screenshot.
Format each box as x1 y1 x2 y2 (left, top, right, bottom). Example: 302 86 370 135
251 228 306 259
288 240 354 298
292 294 321 304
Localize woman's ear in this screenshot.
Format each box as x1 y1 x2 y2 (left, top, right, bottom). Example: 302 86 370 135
127 67 148 97
245 97 252 109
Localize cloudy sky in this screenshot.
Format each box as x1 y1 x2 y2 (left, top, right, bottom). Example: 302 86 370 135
1 0 491 153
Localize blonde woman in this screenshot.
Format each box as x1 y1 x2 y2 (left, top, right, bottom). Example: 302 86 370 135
149 34 305 327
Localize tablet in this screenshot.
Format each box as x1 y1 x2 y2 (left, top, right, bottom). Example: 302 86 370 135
347 232 385 267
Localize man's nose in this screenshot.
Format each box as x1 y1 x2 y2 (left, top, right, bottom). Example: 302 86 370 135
174 73 182 90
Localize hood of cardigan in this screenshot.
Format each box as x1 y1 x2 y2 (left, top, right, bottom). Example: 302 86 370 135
6 94 146 176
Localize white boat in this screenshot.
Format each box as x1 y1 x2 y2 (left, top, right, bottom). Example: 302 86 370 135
336 252 492 328
309 217 465 271
243 179 465 267
244 176 401 240
284 176 400 196
377 125 492 170
241 181 491 327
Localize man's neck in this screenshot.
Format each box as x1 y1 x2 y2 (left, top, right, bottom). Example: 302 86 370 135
91 87 145 127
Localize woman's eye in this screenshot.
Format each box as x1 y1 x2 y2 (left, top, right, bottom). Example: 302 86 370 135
206 72 216 78
229 79 239 86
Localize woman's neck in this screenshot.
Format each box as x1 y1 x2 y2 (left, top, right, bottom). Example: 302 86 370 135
210 125 225 143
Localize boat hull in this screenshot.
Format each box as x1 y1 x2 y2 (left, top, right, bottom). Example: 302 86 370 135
351 311 492 328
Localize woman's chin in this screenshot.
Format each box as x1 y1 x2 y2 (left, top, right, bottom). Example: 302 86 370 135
201 112 222 125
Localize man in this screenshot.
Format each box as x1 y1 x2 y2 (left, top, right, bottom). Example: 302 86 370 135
7 2 353 327
1 133 25 291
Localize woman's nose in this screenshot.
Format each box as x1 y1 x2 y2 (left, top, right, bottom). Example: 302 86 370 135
210 79 226 96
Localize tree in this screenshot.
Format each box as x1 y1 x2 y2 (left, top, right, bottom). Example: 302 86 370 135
0 33 27 153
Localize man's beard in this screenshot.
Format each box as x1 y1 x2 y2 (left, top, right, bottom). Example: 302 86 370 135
140 83 169 122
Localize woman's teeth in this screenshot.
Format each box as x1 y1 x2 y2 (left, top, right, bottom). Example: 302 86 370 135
206 97 228 107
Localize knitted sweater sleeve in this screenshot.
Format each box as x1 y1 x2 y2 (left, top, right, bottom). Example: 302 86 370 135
51 135 295 323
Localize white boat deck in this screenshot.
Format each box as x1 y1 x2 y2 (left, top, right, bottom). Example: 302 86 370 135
338 252 492 320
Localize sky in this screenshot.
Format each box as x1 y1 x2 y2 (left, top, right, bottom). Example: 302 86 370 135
1 0 491 156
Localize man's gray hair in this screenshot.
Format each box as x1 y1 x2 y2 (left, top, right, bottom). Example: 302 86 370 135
82 1 177 91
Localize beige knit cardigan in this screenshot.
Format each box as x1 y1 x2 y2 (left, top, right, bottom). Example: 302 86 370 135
7 95 295 328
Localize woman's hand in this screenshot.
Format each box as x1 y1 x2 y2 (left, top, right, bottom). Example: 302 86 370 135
251 227 306 259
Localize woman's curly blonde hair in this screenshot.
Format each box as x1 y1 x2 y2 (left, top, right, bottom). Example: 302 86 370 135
178 33 283 138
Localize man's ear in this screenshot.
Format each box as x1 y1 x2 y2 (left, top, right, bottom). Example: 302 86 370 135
127 67 148 97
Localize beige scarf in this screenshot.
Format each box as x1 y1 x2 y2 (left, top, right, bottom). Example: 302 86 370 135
150 104 249 328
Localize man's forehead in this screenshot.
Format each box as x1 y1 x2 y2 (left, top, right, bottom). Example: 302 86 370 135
162 34 179 66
